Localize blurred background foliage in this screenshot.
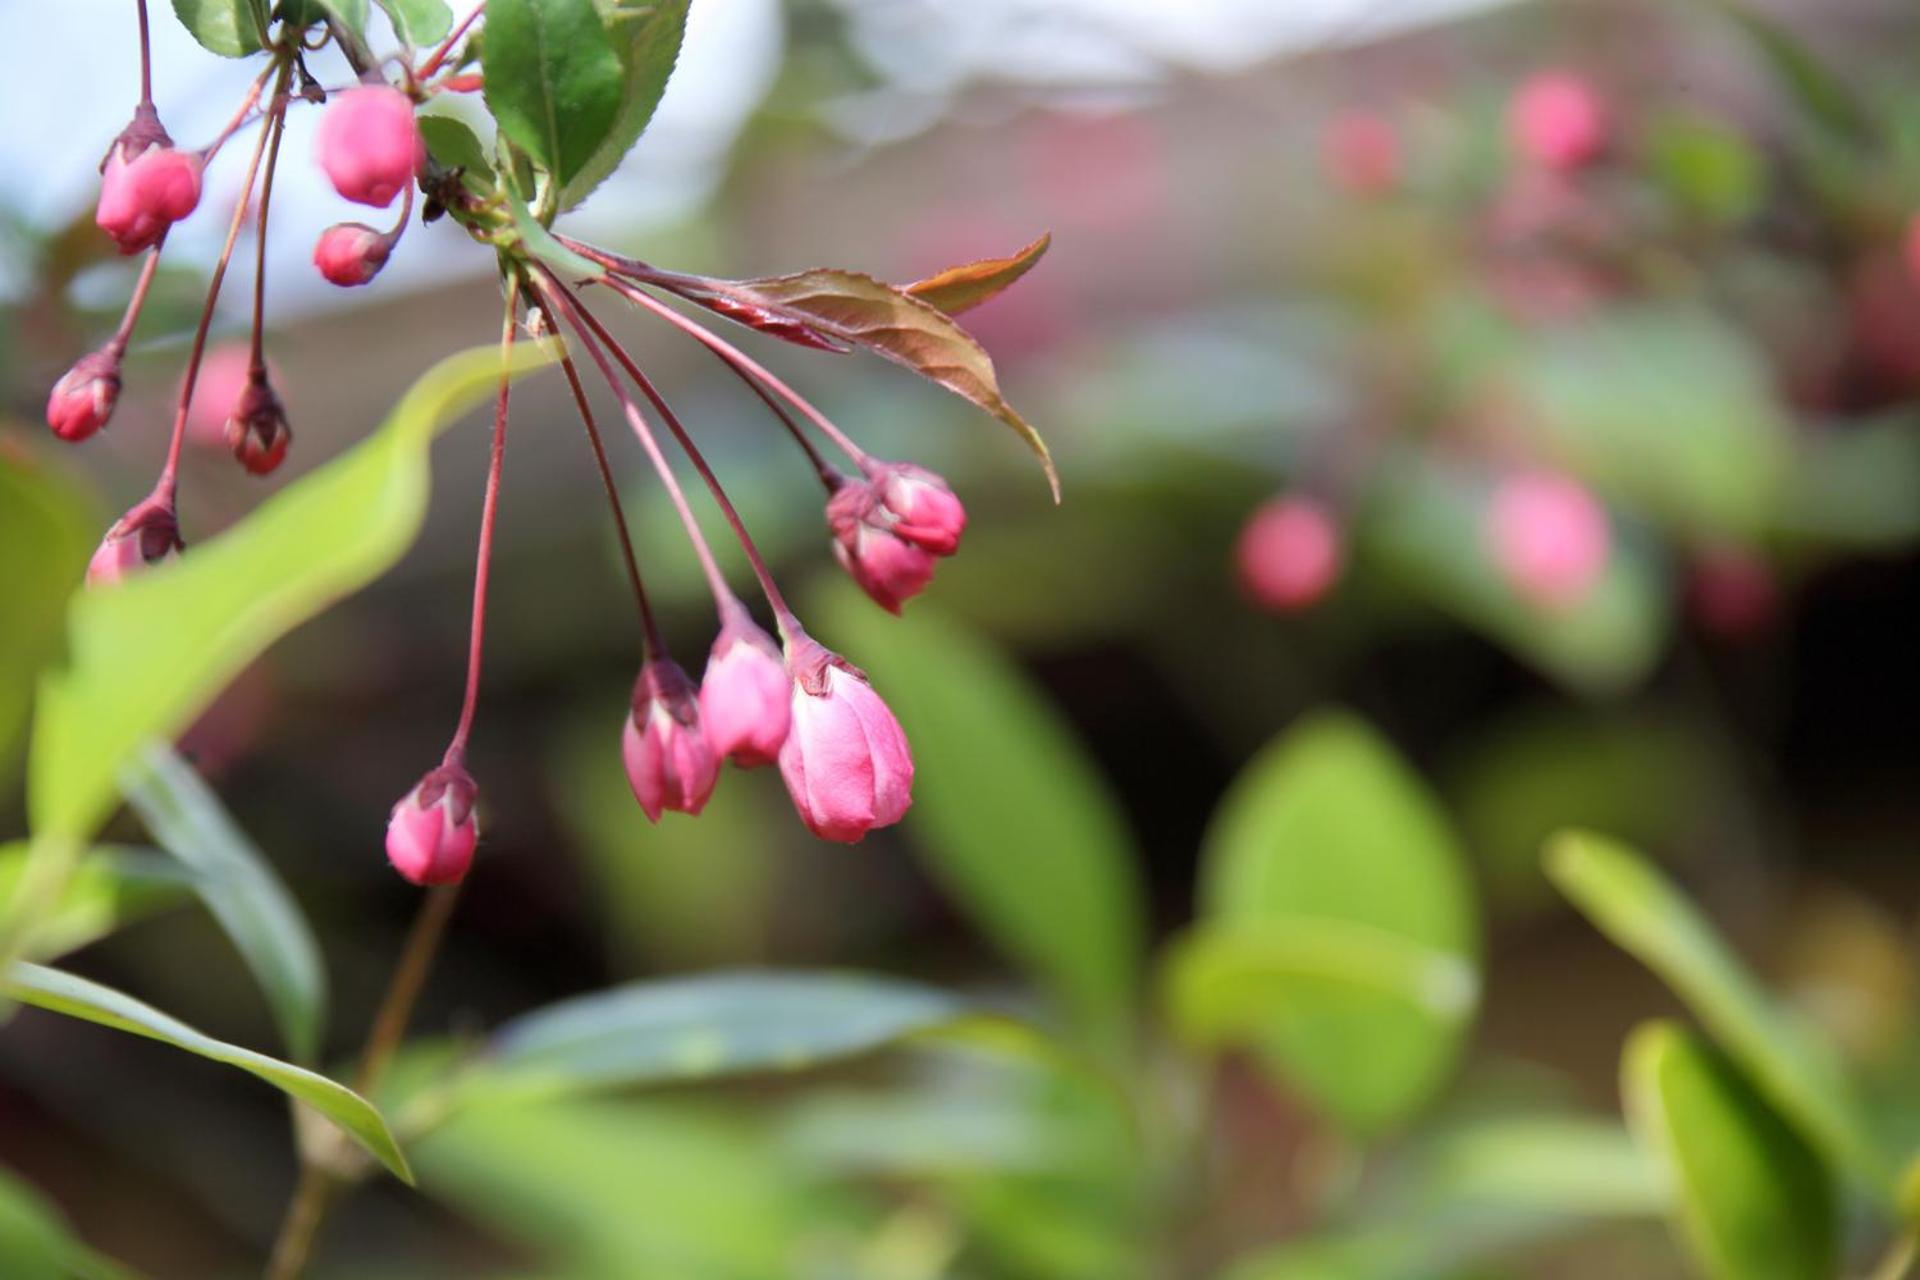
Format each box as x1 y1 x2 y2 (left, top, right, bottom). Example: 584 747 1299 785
4 0 1920 1277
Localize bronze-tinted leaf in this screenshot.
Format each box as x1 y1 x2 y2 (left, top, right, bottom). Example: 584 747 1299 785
905 232 1051 316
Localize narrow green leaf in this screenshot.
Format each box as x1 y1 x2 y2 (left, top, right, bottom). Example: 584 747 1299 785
1193 711 1479 1134
507 193 603 278
373 0 452 46
462 971 968 1103
482 0 626 193
0 844 192 961
1410 1114 1663 1219
559 0 691 211
1624 1020 1837 1280
0 1162 136 1280
417 113 495 195
666 267 1060 498
120 744 326 1062
0 454 96 792
906 233 1053 316
816 590 1143 1049
1547 831 1892 1199
7 963 409 1182
170 0 266 55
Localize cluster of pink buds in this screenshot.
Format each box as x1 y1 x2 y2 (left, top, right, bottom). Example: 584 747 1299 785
827 461 969 612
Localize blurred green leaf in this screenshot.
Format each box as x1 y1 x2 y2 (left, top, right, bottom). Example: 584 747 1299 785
6 963 409 1182
559 0 690 211
0 844 191 961
483 0 625 195
1547 832 1892 1200
1694 0 1872 143
1409 1114 1662 1219
0 1162 134 1280
169 0 265 56
1775 417 1920 548
1193 711 1479 1134
456 971 970 1105
1362 459 1669 696
120 743 325 1062
1623 1020 1837 1280
0 453 94 795
373 0 452 46
1513 306 1792 540
1647 113 1766 226
416 1096 825 1279
817 589 1144 1049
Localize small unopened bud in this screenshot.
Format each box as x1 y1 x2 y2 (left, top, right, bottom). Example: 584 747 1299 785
869 460 968 556
827 478 938 614
47 348 123 442
699 605 791 767
87 496 183 588
623 659 719 821
1322 111 1401 198
1509 71 1608 172
779 636 913 842
1485 471 1610 610
316 86 425 208
385 764 478 886
96 112 203 254
313 222 393 287
224 369 292 476
1236 496 1342 612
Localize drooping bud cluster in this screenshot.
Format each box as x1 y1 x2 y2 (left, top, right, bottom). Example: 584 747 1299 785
87 495 184 588
95 108 204 255
46 348 124 443
827 461 968 613
622 659 719 822
699 605 792 767
779 637 914 842
385 763 479 886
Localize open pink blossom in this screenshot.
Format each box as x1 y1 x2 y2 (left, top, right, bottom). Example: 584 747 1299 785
1485 471 1610 609
778 637 913 843
47 348 122 442
87 495 183 588
699 606 791 767
385 764 478 886
97 146 203 254
1236 496 1342 612
315 85 425 208
1509 71 1608 172
623 659 719 821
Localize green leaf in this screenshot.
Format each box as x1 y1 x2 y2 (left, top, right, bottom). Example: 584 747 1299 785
120 744 326 1063
506 192 603 278
1362 457 1668 697
373 0 452 46
460 971 970 1104
661 267 1060 498
1193 711 1479 1134
482 0 626 194
0 1161 135 1280
558 0 691 212
169 0 265 55
1775 415 1920 549
1623 1021 1837 1280
906 233 1053 316
0 844 192 961
815 590 1143 1049
7 963 409 1182
1546 831 1892 1199
0 454 95 792
1694 0 1872 143
276 0 368 40
1646 113 1765 227
416 113 495 195
1409 1114 1663 1219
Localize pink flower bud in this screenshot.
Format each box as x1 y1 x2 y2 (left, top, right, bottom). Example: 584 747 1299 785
315 86 425 208
622 659 720 821
96 146 203 255
313 222 392 287
1236 496 1342 612
1322 111 1401 198
699 607 791 767
1485 472 1610 610
385 764 478 886
86 496 183 588
1509 71 1608 172
46 348 123 442
224 369 292 476
182 345 257 448
870 461 968 556
778 637 913 843
827 479 939 614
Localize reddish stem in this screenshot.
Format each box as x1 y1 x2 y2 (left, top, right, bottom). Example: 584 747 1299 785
553 333 665 656
199 63 277 164
248 96 290 375
107 249 164 356
445 283 520 763
157 60 288 505
136 0 153 106
551 275 803 636
532 273 741 620
417 2 484 80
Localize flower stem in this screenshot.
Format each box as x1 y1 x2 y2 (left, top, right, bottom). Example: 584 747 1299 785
548 274 802 635
263 885 463 1280
444 278 519 762
417 2 484 80
107 248 164 356
157 58 288 505
248 93 290 376
135 0 153 106
199 61 277 164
